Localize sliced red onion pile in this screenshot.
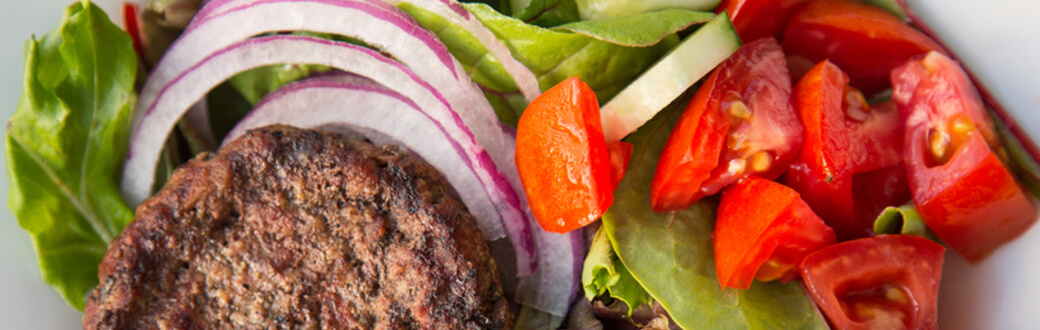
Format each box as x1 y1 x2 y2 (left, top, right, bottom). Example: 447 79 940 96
122 0 581 318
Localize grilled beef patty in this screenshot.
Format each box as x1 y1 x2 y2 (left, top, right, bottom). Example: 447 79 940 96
83 125 511 329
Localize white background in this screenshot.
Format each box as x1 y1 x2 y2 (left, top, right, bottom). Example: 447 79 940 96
1 0 1038 328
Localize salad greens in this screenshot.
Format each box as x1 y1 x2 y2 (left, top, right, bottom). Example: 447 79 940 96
508 0 582 27
554 9 716 47
599 104 829 330
5 0 137 310
582 226 652 317
464 2 684 112
408 3 713 124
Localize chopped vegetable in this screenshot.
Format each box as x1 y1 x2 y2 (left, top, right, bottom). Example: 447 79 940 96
599 14 740 142
782 0 946 94
873 203 936 239
607 141 633 189
800 235 945 329
601 105 828 330
464 2 686 106
5 1 137 310
650 38 802 211
891 51 1038 262
516 77 612 233
716 0 810 41
714 176 836 290
783 60 907 239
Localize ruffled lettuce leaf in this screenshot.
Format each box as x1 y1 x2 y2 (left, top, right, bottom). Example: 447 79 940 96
599 104 829 330
582 226 652 317
5 0 137 310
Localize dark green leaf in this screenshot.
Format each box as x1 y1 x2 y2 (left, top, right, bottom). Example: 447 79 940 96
600 103 829 330
6 0 137 310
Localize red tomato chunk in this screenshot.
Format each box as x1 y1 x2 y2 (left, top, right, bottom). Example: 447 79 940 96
651 38 803 212
800 235 945 330
714 176 836 290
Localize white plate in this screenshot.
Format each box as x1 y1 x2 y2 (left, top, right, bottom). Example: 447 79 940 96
0 0 1037 328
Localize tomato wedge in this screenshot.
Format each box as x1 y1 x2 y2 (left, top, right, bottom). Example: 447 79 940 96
784 60 907 239
607 141 633 189
716 0 811 42
651 38 803 212
782 0 946 95
800 235 945 330
515 77 612 233
714 176 836 290
891 52 1038 262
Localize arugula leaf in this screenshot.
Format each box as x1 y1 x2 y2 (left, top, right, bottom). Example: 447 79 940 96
600 104 829 329
5 0 137 310
464 3 679 108
582 226 652 317
554 9 715 47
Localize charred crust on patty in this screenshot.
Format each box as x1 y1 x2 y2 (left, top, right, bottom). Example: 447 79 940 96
83 125 512 329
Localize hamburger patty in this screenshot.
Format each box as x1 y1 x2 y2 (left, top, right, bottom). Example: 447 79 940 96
83 125 512 329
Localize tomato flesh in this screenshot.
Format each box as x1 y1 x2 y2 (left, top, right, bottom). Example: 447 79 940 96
892 52 1038 262
714 176 836 290
716 0 811 42
800 235 945 330
651 38 803 212
782 0 946 95
606 141 633 189
784 60 908 240
515 77 613 233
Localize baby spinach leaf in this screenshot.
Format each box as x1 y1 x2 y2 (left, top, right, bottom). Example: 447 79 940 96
600 105 829 330
6 0 137 310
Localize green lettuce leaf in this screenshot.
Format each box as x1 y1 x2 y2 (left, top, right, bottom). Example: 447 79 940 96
582 226 652 317
5 0 137 310
464 2 681 112
600 104 829 330
554 9 715 47
511 0 581 27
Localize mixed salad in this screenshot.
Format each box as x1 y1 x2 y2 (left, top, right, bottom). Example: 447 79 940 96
6 0 1040 328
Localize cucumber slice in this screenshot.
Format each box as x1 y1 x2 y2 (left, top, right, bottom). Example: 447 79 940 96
576 0 720 21
600 14 740 142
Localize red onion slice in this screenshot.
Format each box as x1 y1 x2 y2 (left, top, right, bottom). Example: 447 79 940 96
136 0 514 193
222 75 538 267
195 0 541 104
121 37 542 275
